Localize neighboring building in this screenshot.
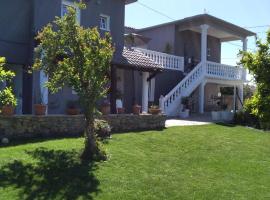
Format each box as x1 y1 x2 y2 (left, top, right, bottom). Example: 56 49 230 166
123 14 256 116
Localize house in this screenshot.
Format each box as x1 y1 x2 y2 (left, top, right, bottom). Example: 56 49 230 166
120 14 256 116
0 0 143 114
0 1 256 116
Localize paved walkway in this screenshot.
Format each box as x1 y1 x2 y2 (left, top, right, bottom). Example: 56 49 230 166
166 113 213 127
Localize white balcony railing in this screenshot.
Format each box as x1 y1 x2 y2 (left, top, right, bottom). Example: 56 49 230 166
134 47 184 71
206 61 246 81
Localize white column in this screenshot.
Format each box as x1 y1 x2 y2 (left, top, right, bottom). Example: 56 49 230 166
233 85 236 113
241 38 248 81
40 70 48 114
159 95 165 113
200 24 209 64
242 37 248 52
199 82 205 114
142 72 149 114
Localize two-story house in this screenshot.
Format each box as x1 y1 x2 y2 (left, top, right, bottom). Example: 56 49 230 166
121 14 256 116
0 1 256 117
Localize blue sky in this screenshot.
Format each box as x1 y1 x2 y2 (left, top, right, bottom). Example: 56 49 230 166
125 0 270 69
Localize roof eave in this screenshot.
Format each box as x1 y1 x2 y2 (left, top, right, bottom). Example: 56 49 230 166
137 14 256 39
125 0 137 5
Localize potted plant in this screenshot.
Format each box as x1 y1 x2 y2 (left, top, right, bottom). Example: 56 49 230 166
133 104 141 115
101 99 110 115
0 87 17 116
211 101 221 121
34 93 47 115
211 109 221 121
179 97 190 118
149 105 161 115
220 103 234 121
66 100 80 115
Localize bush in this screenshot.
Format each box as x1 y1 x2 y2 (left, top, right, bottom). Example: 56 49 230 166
0 87 17 107
94 119 111 139
234 110 260 129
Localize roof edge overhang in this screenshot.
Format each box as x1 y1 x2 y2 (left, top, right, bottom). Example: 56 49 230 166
137 14 256 41
111 61 163 72
125 0 137 5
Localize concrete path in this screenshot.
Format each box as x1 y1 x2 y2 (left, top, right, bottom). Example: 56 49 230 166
166 113 213 127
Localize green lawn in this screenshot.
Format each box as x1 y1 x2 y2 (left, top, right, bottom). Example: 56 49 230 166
1 124 270 200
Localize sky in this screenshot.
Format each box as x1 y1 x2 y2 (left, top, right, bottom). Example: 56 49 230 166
125 0 270 82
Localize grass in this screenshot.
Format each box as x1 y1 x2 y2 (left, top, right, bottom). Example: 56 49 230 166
0 124 270 200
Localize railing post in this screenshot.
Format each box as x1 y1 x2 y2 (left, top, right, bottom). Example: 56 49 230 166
159 95 165 113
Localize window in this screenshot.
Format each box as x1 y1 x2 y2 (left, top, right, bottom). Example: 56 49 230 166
61 0 81 24
100 14 110 31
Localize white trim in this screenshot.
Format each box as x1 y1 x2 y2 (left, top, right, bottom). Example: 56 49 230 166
61 0 81 24
142 72 149 113
200 24 209 63
100 14 110 31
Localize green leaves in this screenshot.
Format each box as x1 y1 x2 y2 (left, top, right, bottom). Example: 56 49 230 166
0 87 17 107
33 4 114 115
241 30 270 124
0 57 15 83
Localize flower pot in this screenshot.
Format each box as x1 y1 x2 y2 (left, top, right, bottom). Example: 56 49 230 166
34 104 47 116
149 108 161 115
117 107 125 114
179 109 190 118
221 111 234 122
101 105 110 115
133 105 141 115
66 108 80 115
211 111 221 121
2 105 15 116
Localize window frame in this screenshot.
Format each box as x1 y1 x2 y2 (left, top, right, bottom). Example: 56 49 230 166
100 14 111 31
61 0 81 24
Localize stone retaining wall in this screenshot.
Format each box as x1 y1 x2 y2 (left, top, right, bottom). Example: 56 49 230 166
0 114 166 140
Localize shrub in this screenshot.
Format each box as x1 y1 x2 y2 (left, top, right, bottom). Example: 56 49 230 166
0 87 17 107
94 119 111 139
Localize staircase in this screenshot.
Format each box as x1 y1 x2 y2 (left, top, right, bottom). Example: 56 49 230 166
159 61 246 116
159 62 204 116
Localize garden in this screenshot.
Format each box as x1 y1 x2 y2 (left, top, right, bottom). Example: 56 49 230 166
1 124 270 200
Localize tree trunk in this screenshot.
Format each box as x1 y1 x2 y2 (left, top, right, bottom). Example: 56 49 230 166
81 116 100 161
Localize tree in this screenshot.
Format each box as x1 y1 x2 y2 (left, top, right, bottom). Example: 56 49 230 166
240 30 270 127
34 5 114 160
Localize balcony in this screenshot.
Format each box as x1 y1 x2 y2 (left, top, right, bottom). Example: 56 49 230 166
206 61 246 81
134 48 185 71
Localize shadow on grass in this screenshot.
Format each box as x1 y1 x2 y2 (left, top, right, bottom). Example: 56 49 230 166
215 122 236 127
0 148 100 200
0 136 82 149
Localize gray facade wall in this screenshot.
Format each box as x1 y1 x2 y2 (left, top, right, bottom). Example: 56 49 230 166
0 0 32 64
122 69 142 113
32 0 126 114
175 30 221 63
154 70 184 104
138 24 176 53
